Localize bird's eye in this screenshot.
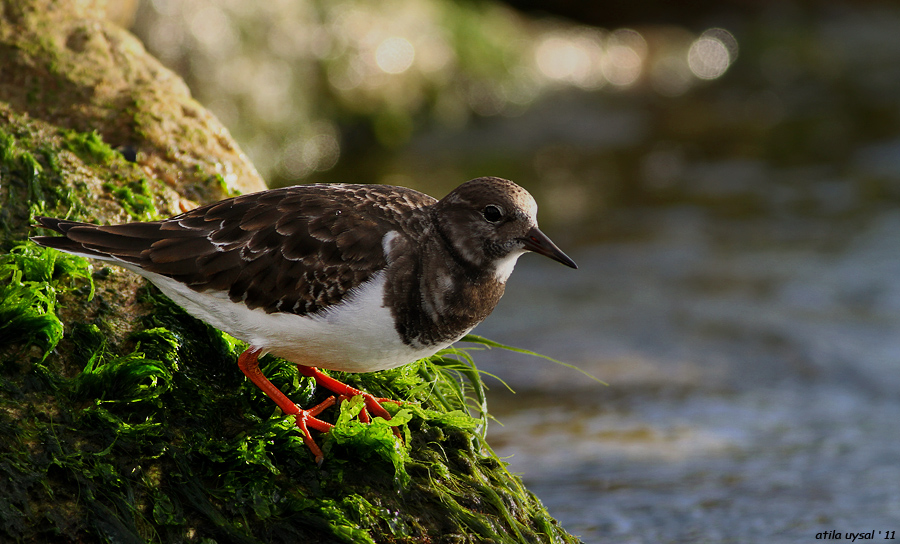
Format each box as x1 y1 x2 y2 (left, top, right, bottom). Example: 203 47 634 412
482 205 503 223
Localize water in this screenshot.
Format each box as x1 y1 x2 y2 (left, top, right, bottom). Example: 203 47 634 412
391 7 900 537
474 210 900 543
413 6 900 538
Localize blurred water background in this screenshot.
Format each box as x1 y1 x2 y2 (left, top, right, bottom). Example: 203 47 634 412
122 1 900 542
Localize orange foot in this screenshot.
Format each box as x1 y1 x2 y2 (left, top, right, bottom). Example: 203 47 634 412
297 365 403 425
237 348 401 466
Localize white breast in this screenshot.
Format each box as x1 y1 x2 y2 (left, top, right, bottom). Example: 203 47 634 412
138 268 447 372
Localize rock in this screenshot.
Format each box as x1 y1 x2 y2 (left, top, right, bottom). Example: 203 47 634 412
0 1 582 543
0 0 267 207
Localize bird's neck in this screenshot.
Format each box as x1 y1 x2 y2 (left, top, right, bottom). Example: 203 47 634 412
385 235 506 349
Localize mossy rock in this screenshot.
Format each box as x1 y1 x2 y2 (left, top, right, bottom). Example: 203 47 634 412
0 1 582 543
0 239 577 543
0 0 266 204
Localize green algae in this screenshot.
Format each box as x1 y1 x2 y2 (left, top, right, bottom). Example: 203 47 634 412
0 119 162 243
0 243 581 543
102 180 158 222
0 127 57 229
62 130 118 165
0 244 93 358
61 128 160 221
1 124 77 219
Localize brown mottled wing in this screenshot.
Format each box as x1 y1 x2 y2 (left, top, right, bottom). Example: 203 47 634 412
33 184 436 316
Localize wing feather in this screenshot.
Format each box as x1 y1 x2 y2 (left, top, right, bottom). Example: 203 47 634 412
33 184 436 316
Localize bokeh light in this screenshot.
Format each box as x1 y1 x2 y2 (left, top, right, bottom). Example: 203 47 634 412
602 29 647 87
375 37 415 74
280 125 341 180
132 1 738 186
688 28 738 80
535 30 605 89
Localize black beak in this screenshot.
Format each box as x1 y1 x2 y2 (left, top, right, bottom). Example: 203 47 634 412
521 226 578 269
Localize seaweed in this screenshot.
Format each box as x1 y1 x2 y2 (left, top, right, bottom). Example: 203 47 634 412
0 243 581 543
101 179 158 222
0 118 165 246
62 130 118 165
0 244 93 359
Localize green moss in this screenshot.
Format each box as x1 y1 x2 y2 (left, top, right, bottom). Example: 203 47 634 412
0 243 93 360
209 171 243 199
0 128 52 224
0 122 94 240
102 179 158 222
0 116 170 242
59 129 160 221
63 130 119 165
0 244 581 544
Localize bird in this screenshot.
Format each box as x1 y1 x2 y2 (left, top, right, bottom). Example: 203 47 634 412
31 176 577 464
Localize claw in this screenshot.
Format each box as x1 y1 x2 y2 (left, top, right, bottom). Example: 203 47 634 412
237 348 406 466
302 366 405 441
238 349 335 464
294 397 338 466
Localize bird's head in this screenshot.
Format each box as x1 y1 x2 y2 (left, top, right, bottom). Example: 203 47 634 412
433 177 577 281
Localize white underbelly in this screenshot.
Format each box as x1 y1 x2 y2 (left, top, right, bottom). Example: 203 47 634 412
142 269 448 372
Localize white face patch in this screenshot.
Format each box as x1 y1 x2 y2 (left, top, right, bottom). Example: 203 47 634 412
493 248 525 283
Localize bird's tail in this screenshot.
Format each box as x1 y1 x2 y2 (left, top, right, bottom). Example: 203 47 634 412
31 216 155 262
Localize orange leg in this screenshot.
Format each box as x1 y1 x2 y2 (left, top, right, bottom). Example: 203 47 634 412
297 365 401 423
237 348 335 465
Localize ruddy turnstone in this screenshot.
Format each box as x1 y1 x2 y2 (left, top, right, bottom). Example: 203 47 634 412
32 177 577 464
